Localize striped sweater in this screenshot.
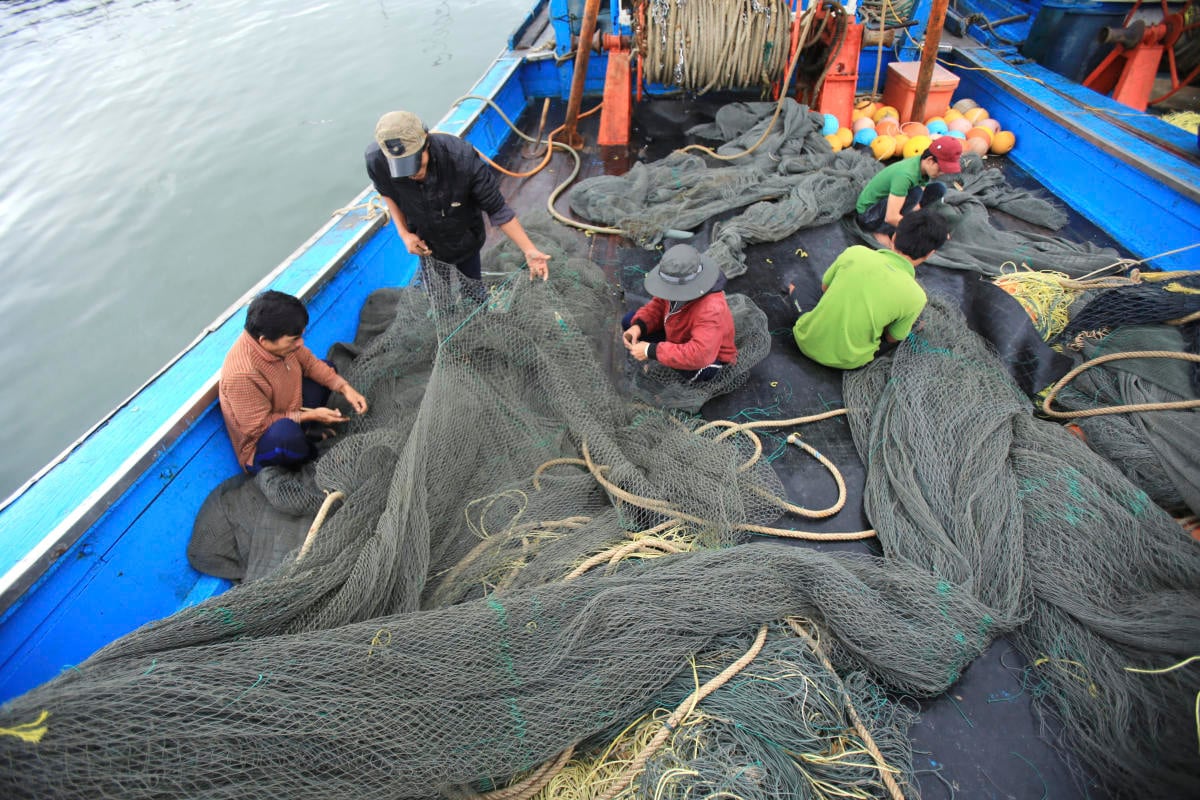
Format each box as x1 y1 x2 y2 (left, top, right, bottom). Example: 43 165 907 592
218 331 348 469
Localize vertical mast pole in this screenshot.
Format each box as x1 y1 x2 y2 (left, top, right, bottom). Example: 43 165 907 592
910 0 950 123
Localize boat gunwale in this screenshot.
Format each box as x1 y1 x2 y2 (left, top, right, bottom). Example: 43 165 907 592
0 42 532 616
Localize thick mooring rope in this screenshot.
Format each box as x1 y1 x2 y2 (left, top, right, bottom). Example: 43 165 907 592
1042 351 1200 419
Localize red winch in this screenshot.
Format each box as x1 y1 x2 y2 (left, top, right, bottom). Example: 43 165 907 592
1084 0 1200 110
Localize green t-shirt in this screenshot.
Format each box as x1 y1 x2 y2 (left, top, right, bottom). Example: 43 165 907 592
855 156 927 213
791 246 927 369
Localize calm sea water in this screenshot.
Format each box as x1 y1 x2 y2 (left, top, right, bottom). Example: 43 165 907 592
0 0 530 498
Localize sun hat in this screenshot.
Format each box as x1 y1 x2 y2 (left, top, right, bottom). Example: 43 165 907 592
375 111 428 179
643 244 722 302
928 136 963 174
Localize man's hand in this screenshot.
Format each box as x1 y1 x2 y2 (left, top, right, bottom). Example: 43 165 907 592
622 326 641 347
626 340 651 362
524 248 551 281
401 231 432 257
342 385 369 415
302 407 347 425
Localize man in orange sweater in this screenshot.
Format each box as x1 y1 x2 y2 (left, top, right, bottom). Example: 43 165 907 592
622 244 737 383
219 291 368 473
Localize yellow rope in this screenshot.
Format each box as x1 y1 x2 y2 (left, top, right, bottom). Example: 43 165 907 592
786 620 908 800
1124 655 1200 756
592 625 770 800
467 745 578 800
0 710 50 744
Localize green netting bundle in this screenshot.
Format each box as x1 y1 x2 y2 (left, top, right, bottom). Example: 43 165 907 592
845 295 1200 797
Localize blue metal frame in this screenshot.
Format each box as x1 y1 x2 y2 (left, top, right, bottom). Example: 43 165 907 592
950 47 1200 271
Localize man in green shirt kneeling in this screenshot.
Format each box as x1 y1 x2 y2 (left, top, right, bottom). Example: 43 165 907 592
789 207 952 370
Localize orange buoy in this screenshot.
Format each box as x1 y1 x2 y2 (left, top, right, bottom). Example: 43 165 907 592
892 132 910 154
943 108 964 123
875 118 900 136
836 127 854 148
990 130 1016 154
966 126 993 147
965 136 989 156
900 121 928 138
825 133 843 152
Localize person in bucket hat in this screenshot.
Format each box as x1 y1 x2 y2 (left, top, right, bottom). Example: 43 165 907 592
622 244 737 383
854 136 962 247
365 110 551 291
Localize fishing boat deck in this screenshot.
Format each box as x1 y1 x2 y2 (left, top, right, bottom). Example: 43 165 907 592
488 98 1123 798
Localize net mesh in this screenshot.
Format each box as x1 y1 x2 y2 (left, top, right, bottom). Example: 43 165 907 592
845 295 1200 797
2 110 1198 800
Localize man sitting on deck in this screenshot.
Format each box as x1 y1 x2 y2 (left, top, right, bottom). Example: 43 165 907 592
623 244 737 383
789 207 953 370
219 291 368 474
855 137 961 247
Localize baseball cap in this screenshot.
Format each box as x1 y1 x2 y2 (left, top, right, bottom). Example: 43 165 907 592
375 111 428 179
929 137 963 174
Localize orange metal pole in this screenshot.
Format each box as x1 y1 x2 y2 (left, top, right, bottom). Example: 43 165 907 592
562 0 603 149
910 0 950 124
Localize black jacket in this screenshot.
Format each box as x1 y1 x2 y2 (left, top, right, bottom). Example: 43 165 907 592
366 133 515 264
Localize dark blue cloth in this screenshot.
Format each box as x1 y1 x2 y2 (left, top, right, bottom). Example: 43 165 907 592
249 361 336 474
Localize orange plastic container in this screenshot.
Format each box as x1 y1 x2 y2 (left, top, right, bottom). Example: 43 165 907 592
881 61 961 123
814 22 864 129
817 75 858 130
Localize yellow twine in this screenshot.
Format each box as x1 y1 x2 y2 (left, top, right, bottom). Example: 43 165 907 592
1162 110 1200 134
1032 657 1100 698
0 710 50 743
367 629 392 660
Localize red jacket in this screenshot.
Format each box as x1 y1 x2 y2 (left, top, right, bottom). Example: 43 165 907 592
632 291 738 371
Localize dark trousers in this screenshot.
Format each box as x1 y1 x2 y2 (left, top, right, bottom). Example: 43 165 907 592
622 310 723 383
249 363 336 474
856 181 946 235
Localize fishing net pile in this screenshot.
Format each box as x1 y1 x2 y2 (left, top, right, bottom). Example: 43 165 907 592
568 99 880 277
0 219 1009 800
845 295 1200 798
3 130 1198 799
568 99 1119 280
994 270 1200 516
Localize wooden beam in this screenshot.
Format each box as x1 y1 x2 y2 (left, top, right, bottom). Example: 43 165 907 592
910 0 950 123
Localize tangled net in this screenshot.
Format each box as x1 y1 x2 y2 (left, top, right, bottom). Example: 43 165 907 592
2 123 1198 800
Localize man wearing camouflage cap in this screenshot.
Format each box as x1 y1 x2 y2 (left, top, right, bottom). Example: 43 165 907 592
365 110 550 289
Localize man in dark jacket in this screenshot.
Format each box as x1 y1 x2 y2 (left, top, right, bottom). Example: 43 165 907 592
365 110 550 286
623 244 737 382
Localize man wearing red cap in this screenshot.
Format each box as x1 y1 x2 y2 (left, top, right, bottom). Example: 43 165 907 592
855 136 962 247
